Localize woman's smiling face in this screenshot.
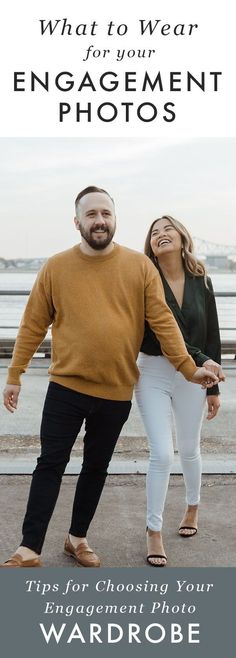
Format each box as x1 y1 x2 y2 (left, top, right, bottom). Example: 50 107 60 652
150 217 182 258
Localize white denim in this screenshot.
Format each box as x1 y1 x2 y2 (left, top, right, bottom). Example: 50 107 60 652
135 354 206 531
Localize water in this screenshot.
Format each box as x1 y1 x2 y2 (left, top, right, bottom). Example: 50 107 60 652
0 271 235 340
0 272 40 339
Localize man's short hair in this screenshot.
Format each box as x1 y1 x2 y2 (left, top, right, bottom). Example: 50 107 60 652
75 186 114 216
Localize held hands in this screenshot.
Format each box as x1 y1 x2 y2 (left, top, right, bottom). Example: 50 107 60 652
203 359 225 382
191 367 219 388
3 384 21 413
206 395 221 420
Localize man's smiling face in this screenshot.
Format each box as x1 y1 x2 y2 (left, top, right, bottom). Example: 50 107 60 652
75 192 116 251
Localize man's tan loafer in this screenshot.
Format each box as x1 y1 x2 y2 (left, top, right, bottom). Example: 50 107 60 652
64 536 100 567
1 553 42 567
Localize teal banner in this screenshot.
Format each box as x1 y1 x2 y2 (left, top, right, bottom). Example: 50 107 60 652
0 568 234 657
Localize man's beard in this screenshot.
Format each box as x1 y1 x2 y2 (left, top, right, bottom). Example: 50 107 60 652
79 224 115 250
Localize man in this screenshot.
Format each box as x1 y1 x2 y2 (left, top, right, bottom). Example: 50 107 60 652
2 186 222 568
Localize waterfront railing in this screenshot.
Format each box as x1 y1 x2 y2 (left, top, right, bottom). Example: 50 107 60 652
0 290 235 363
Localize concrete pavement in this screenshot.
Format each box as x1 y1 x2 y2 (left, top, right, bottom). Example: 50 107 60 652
0 474 235 568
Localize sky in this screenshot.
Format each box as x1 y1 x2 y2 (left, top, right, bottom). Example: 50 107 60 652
0 137 236 258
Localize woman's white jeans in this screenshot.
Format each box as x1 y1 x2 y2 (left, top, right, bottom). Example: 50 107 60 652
135 354 206 531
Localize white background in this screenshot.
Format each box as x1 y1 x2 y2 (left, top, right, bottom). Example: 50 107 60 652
0 0 235 137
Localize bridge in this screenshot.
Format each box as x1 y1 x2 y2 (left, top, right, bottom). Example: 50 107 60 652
193 237 236 259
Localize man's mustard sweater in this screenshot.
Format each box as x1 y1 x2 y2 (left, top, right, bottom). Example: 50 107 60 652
7 244 197 400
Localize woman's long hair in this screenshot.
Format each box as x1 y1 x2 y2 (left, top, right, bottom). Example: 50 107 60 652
144 215 207 280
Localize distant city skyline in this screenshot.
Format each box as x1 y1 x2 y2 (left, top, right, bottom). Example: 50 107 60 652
1 137 236 258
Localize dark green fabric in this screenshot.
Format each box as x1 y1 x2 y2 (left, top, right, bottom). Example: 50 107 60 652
141 269 221 396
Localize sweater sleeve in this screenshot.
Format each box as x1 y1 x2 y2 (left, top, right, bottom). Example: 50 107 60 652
7 263 54 385
144 265 197 380
183 341 210 367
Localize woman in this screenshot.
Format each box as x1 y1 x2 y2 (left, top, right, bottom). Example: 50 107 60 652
135 215 223 567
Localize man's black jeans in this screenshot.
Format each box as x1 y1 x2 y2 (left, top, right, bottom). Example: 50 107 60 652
21 382 131 554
